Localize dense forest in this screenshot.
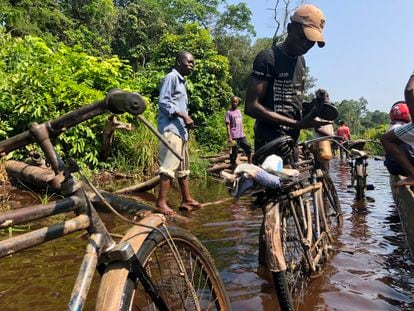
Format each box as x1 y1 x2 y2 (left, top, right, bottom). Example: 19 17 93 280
0 0 388 177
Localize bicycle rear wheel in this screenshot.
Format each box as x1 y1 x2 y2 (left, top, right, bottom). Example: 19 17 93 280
355 175 365 201
97 226 230 311
321 171 343 227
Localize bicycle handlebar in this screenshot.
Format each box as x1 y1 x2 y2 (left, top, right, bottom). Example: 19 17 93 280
106 89 146 116
0 89 146 156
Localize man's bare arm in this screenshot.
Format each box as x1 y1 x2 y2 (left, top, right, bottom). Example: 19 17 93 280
245 78 298 126
245 77 331 129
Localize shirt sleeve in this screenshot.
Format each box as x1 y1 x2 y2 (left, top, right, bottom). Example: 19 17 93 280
158 74 178 117
225 111 230 123
250 49 273 80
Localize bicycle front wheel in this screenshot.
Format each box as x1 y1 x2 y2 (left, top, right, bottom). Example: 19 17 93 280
97 226 230 311
321 171 343 227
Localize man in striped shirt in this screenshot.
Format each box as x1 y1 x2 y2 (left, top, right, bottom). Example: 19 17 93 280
381 72 414 186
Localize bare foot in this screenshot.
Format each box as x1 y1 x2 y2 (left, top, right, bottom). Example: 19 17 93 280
396 176 414 187
180 199 203 212
154 203 176 215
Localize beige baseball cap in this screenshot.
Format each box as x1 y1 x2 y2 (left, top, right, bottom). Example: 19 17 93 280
291 4 326 47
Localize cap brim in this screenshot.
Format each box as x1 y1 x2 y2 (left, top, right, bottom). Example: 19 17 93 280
303 26 325 47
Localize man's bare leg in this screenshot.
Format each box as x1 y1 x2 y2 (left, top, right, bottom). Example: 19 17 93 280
155 174 176 215
178 175 202 211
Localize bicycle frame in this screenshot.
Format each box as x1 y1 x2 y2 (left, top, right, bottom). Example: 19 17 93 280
0 89 170 310
262 135 342 272
346 140 382 200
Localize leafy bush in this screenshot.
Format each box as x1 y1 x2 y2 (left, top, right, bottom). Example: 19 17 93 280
0 31 131 166
153 24 233 125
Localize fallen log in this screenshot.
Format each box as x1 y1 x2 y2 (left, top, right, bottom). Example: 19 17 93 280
208 154 230 163
200 153 229 159
5 160 64 191
207 163 232 173
114 175 160 194
5 160 152 215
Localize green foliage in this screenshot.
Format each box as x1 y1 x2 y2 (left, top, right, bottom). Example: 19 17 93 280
153 24 233 125
355 124 387 155
138 0 222 27
361 110 389 130
0 31 132 166
0 0 73 38
216 35 253 97
299 129 314 142
188 137 210 179
335 97 388 138
194 104 254 154
111 2 168 69
110 105 159 175
335 98 368 136
214 3 255 37
195 109 228 153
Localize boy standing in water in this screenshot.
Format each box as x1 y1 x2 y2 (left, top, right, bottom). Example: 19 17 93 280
225 96 252 168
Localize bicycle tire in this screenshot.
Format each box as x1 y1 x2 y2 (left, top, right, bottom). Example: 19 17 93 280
97 225 230 311
272 199 310 308
321 172 343 227
272 271 294 311
356 175 365 201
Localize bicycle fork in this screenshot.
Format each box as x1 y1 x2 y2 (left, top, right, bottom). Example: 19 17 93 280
104 241 169 311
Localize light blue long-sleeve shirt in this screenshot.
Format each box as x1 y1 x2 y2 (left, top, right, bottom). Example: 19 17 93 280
157 69 189 141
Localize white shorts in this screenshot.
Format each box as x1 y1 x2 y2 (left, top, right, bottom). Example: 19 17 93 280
394 122 414 145
158 131 190 179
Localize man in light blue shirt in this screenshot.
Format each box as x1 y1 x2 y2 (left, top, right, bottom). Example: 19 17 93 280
156 50 202 215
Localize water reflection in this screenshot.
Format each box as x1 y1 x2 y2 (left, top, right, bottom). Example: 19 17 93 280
0 159 413 310
188 159 414 310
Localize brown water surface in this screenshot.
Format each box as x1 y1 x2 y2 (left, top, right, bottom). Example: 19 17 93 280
0 159 413 310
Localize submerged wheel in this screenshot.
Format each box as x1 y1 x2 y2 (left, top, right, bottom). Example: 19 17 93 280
272 199 311 309
356 175 365 201
321 172 343 227
97 226 230 311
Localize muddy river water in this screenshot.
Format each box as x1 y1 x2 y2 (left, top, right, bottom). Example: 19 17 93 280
0 158 413 310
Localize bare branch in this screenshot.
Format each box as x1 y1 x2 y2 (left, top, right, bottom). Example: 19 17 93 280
272 0 305 45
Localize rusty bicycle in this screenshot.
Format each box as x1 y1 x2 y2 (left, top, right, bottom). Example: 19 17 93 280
345 139 382 201
248 135 343 310
0 89 230 310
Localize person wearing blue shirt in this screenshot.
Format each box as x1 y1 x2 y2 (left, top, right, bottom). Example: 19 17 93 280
156 50 202 215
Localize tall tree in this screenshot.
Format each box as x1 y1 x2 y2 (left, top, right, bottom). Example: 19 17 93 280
336 97 368 135
61 0 116 55
0 0 72 39
111 2 168 69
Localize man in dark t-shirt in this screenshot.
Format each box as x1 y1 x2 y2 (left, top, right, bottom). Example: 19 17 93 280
246 4 330 151
245 4 330 267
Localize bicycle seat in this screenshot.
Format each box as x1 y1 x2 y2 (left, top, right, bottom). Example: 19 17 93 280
252 136 295 165
315 102 338 121
348 140 366 150
351 148 368 159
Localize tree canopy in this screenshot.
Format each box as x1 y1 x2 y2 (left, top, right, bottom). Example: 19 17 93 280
0 0 389 169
